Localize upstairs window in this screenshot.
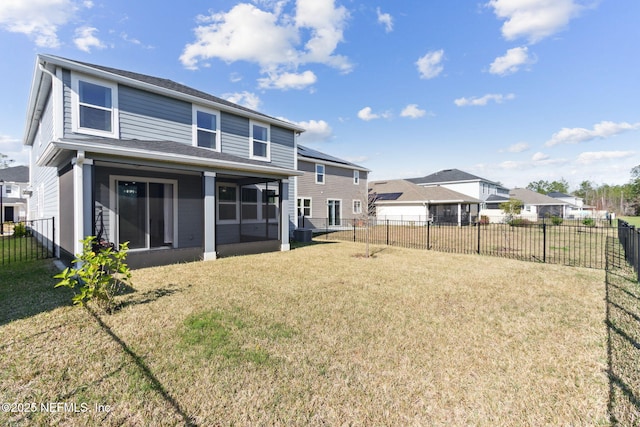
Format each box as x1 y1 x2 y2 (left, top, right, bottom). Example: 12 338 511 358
72 74 118 137
193 107 220 150
315 164 325 184
251 123 270 160
354 170 360 185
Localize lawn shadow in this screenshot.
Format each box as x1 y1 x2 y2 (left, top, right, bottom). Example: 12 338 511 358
290 239 338 250
86 306 198 426
115 285 183 311
0 259 74 327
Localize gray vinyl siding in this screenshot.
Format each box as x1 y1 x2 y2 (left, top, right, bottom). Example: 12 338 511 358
93 166 203 249
221 112 249 137
296 159 368 222
58 167 74 257
221 132 249 158
119 85 191 143
271 125 295 169
62 69 72 136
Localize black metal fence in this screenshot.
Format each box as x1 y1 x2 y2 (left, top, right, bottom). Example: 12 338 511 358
304 217 617 270
617 220 640 282
1 218 56 265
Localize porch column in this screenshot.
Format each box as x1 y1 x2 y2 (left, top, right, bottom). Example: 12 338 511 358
203 172 217 260
280 179 290 251
72 152 93 257
457 203 462 227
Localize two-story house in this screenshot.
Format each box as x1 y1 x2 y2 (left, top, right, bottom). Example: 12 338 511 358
407 168 510 211
0 165 29 225
23 54 304 268
296 145 369 230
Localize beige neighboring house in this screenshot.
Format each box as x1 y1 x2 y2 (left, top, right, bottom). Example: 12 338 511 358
369 179 481 225
0 165 29 224
480 187 569 223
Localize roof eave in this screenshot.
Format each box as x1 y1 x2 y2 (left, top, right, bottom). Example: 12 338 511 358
298 155 370 172
39 140 303 177
38 54 306 133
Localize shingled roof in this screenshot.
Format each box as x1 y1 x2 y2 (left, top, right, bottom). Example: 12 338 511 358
369 179 481 204
0 165 28 183
510 188 569 205
298 144 369 171
407 168 492 185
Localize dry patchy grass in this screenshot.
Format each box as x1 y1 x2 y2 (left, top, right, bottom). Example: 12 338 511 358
1 241 609 426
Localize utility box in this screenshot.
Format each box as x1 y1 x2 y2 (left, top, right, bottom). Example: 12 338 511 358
294 228 312 242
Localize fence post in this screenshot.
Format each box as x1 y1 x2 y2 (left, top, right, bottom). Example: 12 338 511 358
386 219 389 246
427 221 431 250
353 219 356 242
477 220 481 254
542 223 546 263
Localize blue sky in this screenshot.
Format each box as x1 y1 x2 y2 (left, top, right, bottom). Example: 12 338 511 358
1 0 639 190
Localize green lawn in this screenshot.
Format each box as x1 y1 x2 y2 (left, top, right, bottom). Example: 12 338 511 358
619 216 640 227
0 242 612 425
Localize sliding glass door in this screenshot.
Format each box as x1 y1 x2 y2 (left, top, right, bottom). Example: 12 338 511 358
117 180 174 250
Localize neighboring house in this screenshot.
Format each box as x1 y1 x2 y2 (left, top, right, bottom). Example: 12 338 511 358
407 168 510 209
296 144 369 229
0 165 29 223
481 187 569 223
369 179 481 225
23 54 305 268
547 191 586 218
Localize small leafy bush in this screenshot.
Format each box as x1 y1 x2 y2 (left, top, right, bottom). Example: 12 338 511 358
582 218 596 227
551 216 564 226
13 222 29 237
54 236 131 314
479 215 490 225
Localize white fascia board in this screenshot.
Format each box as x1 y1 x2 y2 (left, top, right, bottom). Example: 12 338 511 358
38 54 305 133
23 59 53 147
49 139 304 177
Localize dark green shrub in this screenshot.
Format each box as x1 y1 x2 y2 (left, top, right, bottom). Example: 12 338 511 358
582 218 596 227
509 218 533 227
551 216 563 226
13 222 29 237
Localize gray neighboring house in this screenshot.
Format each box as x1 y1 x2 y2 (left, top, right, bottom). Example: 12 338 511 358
296 145 369 229
407 168 510 210
0 165 29 223
369 179 481 225
23 54 305 268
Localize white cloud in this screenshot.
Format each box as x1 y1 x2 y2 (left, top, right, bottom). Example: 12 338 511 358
0 134 29 166
416 49 444 79
505 142 529 153
454 93 515 107
576 151 636 165
357 106 391 121
223 91 261 111
180 1 352 85
0 0 78 48
532 152 550 161
294 119 334 144
376 7 393 33
73 26 106 52
400 104 426 119
257 70 317 90
489 46 535 75
545 120 640 147
486 0 584 44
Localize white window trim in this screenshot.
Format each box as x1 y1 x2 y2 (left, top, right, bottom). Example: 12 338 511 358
109 175 179 251
217 183 239 224
250 121 271 161
71 73 119 138
192 105 221 152
354 170 360 185
298 197 312 218
352 199 362 215
315 164 325 184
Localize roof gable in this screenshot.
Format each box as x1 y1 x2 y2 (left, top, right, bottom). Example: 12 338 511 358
510 188 568 205
407 168 494 185
369 179 481 204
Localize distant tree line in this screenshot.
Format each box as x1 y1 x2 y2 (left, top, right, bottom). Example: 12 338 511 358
527 165 640 216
